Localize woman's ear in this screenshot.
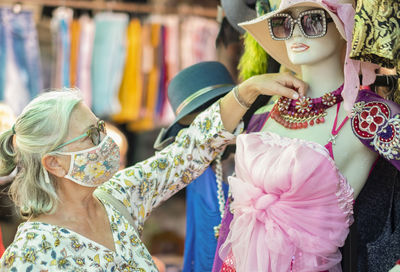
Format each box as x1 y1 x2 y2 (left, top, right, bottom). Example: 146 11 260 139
41 155 67 178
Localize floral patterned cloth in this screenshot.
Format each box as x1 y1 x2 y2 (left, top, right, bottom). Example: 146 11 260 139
0 102 238 272
351 87 400 171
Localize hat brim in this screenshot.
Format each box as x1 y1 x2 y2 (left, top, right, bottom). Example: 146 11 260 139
221 0 257 34
239 2 346 74
160 84 234 142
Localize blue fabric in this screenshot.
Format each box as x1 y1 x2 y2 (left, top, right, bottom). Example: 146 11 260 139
0 8 42 101
60 18 70 88
91 12 128 117
156 25 166 117
183 166 229 272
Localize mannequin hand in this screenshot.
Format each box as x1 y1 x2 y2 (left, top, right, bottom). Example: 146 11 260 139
237 72 308 105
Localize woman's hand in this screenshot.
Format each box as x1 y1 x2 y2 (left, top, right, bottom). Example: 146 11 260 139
220 73 308 132
238 72 308 105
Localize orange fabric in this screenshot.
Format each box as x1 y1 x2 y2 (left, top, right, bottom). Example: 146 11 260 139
70 19 81 87
128 23 161 131
113 19 143 123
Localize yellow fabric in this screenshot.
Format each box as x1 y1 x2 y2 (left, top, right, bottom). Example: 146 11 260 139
70 19 80 87
350 0 400 104
113 19 143 123
128 23 161 131
350 0 399 68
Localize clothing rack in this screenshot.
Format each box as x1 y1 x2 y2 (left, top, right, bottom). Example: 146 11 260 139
12 0 218 18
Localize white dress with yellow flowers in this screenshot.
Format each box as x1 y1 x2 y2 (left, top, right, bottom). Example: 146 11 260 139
0 102 237 272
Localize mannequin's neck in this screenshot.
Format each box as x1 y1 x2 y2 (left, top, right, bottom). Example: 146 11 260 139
301 52 344 98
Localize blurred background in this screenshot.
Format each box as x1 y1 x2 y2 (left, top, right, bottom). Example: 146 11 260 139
0 0 243 271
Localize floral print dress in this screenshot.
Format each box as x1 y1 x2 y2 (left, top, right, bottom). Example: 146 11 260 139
0 102 237 272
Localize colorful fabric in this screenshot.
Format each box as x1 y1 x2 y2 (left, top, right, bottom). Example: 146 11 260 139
91 12 128 118
183 167 229 272
51 7 73 88
76 15 94 108
113 19 143 123
0 226 4 258
128 23 161 131
0 102 237 271
350 0 400 105
219 132 354 272
212 103 273 272
69 19 80 87
0 8 43 114
351 86 400 171
350 0 400 69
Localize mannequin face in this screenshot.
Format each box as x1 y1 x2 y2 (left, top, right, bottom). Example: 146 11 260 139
284 7 345 66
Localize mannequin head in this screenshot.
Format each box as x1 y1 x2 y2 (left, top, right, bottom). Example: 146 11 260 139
284 7 346 66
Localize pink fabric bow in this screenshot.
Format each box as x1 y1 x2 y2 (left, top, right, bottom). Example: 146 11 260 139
219 133 354 272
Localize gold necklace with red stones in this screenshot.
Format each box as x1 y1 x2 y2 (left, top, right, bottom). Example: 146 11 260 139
270 84 344 129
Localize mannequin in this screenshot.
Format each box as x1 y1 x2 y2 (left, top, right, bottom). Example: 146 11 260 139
260 6 377 198
217 0 380 271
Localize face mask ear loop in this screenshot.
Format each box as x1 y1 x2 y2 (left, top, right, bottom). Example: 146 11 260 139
43 167 51 184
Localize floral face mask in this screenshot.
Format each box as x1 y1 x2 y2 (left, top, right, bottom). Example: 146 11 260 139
51 135 121 187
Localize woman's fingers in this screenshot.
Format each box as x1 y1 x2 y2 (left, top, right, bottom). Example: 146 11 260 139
254 73 308 99
270 82 300 99
276 73 308 97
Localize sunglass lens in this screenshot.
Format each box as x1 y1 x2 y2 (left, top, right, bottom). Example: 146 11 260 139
270 16 291 39
89 127 101 145
301 13 324 37
98 121 106 134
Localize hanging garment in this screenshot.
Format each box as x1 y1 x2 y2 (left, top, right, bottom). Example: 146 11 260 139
155 25 167 123
355 157 400 272
0 8 42 113
128 22 161 131
91 12 128 118
183 167 229 272
51 7 73 88
350 0 400 104
180 17 219 69
76 14 94 108
350 0 399 69
69 19 80 87
113 19 143 123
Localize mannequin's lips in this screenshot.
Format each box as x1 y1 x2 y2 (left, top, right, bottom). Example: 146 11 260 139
290 43 309 52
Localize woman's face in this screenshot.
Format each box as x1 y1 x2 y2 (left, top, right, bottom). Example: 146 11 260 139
284 7 345 66
64 103 99 152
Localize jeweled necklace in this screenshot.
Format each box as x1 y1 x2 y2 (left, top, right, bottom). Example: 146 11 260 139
270 84 344 129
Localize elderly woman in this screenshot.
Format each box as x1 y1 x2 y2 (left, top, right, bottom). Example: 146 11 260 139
0 70 305 271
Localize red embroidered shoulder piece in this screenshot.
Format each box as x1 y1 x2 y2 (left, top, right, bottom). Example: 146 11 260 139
351 87 400 170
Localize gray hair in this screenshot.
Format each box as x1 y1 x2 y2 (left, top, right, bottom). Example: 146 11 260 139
0 89 83 218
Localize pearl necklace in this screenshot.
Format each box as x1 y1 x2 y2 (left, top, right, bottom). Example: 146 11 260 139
213 154 225 239
271 84 344 129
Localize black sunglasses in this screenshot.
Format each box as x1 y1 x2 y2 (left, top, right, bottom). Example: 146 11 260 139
268 9 334 40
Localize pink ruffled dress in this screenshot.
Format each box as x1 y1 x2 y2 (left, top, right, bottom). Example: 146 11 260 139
219 131 354 272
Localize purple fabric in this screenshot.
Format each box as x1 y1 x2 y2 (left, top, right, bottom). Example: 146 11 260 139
351 87 400 171
212 110 270 272
212 197 234 272
245 111 269 133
